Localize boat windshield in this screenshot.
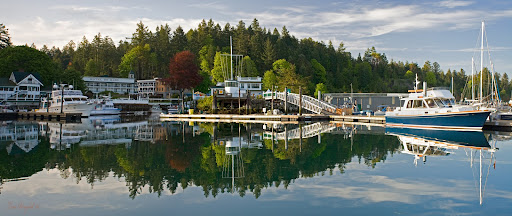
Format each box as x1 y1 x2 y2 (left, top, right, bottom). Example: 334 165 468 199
433 98 448 107
440 99 454 107
425 99 438 108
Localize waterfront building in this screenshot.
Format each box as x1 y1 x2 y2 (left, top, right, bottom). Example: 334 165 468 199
0 72 43 107
137 78 156 98
237 76 263 96
324 93 409 111
210 76 263 97
83 76 137 95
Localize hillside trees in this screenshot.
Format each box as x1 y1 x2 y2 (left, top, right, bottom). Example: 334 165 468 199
18 18 512 101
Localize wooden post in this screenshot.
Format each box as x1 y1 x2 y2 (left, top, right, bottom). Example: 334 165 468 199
271 85 274 115
246 90 249 115
284 87 288 115
299 86 302 116
317 90 321 113
212 91 217 114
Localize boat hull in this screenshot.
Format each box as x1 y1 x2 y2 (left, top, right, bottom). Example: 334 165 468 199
385 111 490 130
385 127 490 148
90 109 121 116
36 103 95 117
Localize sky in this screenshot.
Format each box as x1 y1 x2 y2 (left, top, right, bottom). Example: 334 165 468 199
3 0 512 77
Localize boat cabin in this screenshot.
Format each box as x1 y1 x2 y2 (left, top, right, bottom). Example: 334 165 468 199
402 88 456 110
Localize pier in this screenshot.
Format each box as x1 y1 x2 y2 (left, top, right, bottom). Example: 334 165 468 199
16 112 81 122
160 113 385 124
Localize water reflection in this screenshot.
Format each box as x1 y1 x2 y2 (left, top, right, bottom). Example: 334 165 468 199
385 127 498 205
0 118 510 213
0 119 399 199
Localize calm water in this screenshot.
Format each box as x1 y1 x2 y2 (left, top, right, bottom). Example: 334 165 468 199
0 115 511 215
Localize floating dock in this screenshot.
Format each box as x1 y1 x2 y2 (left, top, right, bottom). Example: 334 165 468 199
16 112 82 122
160 113 384 124
484 120 512 131
160 114 332 122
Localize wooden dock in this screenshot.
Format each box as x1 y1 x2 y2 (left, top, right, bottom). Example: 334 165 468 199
330 115 386 124
160 113 384 124
160 114 332 122
17 112 82 122
484 120 512 131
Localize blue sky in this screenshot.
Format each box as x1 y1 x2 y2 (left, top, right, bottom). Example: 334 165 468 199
3 0 512 77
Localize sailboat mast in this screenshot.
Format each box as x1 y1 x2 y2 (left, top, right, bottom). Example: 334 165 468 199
480 21 484 101
472 57 475 100
230 36 233 80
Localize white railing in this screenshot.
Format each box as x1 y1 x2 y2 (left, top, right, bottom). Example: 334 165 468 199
263 123 336 140
264 91 336 114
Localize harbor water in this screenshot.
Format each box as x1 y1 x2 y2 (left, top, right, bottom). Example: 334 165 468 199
0 115 511 215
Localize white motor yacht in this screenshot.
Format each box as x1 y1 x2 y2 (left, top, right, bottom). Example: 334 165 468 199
90 96 121 116
36 84 95 117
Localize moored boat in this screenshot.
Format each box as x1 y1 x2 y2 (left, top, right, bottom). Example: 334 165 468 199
385 75 490 131
90 96 121 116
36 84 95 117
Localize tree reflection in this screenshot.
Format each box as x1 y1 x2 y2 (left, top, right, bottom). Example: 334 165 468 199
0 122 399 199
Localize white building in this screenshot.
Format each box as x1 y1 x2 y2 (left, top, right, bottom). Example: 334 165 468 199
137 78 157 98
210 76 263 98
0 72 43 105
83 76 137 95
237 76 262 96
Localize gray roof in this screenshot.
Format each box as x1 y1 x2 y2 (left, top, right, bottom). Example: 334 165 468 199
0 78 16 86
12 72 42 83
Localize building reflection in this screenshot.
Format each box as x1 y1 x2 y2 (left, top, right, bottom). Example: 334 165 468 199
0 122 39 155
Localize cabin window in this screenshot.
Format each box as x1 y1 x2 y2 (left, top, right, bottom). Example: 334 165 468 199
406 101 413 108
412 100 421 108
425 99 437 108
434 99 443 107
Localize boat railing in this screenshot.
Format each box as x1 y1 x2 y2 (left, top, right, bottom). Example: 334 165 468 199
427 87 450 91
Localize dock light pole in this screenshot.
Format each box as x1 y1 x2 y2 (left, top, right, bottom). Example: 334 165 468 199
271 85 274 115
284 87 288 115
299 86 302 116
60 84 66 114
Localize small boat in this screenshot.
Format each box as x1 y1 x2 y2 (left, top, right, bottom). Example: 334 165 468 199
385 75 490 131
374 105 388 116
90 96 121 116
36 84 95 117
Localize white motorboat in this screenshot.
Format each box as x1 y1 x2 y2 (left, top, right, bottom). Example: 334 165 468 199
386 75 490 130
36 84 95 117
90 96 121 116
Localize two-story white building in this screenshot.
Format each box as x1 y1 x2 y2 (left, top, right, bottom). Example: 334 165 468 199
0 72 43 107
137 78 157 98
83 76 137 95
237 76 262 96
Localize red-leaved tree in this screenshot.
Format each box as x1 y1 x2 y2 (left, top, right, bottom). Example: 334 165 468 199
168 51 202 111
168 50 202 90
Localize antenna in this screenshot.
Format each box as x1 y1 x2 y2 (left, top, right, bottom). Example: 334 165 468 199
480 21 484 102
230 36 233 80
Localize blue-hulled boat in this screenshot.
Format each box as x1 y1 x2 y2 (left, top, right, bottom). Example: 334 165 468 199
385 75 490 131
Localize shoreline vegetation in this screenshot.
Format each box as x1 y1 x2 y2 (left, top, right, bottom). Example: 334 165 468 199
0 19 509 101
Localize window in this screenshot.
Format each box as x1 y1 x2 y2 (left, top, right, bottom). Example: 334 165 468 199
425 99 437 108
412 100 426 108
406 101 413 108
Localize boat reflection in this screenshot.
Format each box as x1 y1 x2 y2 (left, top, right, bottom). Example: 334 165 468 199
40 116 156 150
386 127 498 205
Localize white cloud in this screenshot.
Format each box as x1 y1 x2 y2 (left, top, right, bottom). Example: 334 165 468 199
10 16 203 48
439 0 475 8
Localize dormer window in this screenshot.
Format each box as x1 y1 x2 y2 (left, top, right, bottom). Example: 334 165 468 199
28 78 32 82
